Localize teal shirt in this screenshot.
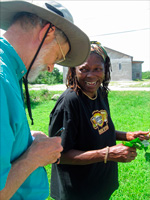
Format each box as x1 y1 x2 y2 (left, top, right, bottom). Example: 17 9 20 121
0 37 49 200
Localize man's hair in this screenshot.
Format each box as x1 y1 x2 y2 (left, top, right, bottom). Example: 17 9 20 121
11 12 68 44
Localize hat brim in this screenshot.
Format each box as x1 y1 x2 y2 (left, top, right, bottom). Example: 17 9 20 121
0 1 90 67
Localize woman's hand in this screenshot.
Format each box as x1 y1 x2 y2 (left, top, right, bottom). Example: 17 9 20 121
108 143 137 163
126 131 150 141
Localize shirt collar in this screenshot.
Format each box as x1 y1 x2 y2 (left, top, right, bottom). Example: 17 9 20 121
0 37 27 80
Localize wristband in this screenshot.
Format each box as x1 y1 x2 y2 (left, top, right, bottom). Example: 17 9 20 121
104 146 109 164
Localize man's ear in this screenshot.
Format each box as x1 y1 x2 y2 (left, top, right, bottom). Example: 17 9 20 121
39 24 56 44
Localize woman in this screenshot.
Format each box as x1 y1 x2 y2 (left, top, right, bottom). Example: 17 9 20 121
49 41 149 200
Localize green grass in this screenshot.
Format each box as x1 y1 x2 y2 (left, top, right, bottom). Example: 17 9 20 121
108 91 150 200
26 90 150 200
108 91 150 131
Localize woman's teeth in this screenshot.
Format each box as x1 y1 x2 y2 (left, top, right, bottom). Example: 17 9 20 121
86 81 96 86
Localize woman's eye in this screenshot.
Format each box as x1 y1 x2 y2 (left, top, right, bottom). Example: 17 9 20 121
80 68 88 72
95 68 103 72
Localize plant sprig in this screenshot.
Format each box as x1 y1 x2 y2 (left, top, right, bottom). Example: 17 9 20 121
122 137 149 151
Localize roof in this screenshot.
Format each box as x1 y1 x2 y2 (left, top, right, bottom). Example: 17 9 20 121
104 46 133 58
132 61 144 64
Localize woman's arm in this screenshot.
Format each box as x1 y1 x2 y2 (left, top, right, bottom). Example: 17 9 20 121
60 143 137 165
116 130 149 141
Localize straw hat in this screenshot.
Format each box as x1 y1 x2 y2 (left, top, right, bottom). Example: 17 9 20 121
0 0 90 67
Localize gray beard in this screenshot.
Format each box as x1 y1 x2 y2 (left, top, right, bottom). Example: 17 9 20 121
27 64 46 83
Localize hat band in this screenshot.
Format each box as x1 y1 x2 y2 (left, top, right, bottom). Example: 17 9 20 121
45 3 64 17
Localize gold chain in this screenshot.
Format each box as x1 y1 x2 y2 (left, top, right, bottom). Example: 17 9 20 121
81 90 97 100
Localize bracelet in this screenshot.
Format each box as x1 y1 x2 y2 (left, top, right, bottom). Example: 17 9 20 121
104 146 109 164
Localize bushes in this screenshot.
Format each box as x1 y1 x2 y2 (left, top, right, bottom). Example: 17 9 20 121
23 89 63 105
142 71 150 79
31 67 63 85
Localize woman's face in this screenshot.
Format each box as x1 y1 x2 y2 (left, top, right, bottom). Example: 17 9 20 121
76 53 105 97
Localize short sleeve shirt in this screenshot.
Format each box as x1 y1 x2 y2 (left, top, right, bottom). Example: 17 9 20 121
0 37 49 200
49 88 119 200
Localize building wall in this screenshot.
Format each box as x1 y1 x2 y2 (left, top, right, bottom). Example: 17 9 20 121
106 48 133 81
132 63 142 80
110 57 132 81
63 66 68 84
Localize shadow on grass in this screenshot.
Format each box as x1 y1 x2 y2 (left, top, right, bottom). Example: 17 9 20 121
145 152 150 162
25 101 41 110
24 89 61 109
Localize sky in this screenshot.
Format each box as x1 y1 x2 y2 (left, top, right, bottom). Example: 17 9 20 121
57 0 150 72
0 0 150 72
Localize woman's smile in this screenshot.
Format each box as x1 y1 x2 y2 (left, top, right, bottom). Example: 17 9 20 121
85 81 97 86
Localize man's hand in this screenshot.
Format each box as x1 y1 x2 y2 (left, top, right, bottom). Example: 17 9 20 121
0 131 63 200
28 131 63 168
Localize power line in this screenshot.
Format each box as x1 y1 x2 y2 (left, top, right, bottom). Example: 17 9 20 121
90 28 150 37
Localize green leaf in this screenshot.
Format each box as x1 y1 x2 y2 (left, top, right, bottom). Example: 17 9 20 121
122 138 149 151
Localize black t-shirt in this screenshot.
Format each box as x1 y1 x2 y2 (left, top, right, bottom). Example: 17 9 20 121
49 88 119 200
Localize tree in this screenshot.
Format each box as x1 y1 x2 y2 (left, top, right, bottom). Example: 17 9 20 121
31 67 63 84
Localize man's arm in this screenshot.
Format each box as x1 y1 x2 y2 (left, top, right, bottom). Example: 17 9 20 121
0 133 63 200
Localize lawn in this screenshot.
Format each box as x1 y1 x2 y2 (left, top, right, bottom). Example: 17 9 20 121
26 90 150 200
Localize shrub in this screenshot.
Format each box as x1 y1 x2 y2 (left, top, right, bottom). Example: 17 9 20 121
30 67 63 85
142 71 150 79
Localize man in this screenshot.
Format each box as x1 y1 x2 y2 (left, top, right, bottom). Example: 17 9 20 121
0 1 90 199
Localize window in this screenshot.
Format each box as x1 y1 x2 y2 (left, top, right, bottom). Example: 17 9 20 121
119 63 122 70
